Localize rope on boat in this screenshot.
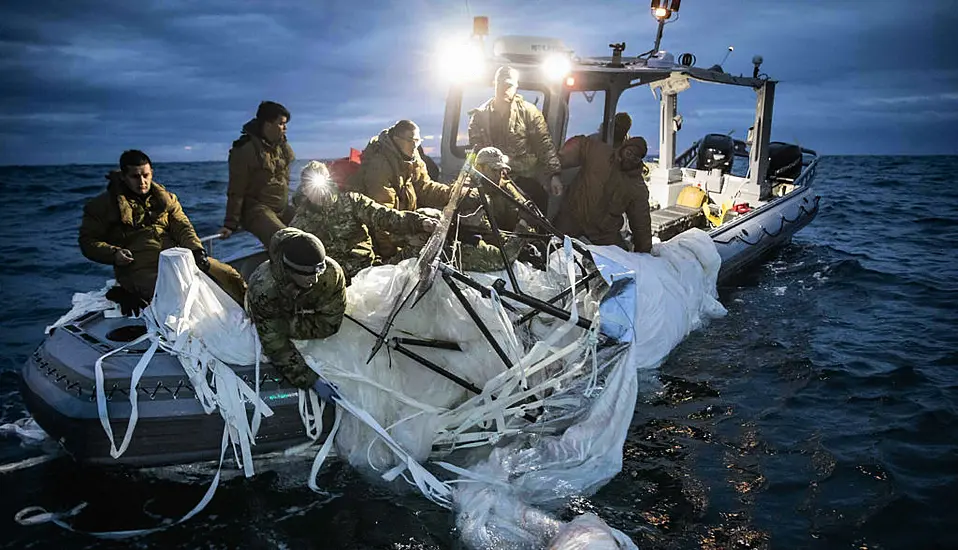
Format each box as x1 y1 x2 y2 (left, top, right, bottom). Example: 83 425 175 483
14 422 232 539
0 454 58 474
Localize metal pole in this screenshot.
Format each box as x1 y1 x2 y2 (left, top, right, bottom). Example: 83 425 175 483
516 269 602 325
651 19 665 54
442 274 514 369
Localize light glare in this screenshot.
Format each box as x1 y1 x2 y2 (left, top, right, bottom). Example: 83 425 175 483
437 39 486 83
541 53 572 81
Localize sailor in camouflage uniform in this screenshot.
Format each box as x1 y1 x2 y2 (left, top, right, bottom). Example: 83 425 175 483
290 161 438 283
246 228 346 389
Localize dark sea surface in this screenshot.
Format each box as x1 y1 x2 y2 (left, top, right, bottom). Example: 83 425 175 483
1 156 956 549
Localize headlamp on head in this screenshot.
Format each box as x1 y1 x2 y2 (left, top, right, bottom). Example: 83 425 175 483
283 256 326 276
300 161 334 205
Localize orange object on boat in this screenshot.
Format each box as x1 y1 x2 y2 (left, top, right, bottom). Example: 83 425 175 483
328 148 363 190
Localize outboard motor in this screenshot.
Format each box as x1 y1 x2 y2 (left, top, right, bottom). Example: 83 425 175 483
767 142 803 181
695 133 735 174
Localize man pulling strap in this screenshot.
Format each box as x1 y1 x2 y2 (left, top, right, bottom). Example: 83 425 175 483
246 228 346 392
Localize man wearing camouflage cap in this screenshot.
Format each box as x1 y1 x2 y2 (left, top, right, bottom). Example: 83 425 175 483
442 146 525 272
467 146 529 232
246 228 346 389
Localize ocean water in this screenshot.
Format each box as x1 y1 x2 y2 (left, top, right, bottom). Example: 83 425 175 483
0 156 956 549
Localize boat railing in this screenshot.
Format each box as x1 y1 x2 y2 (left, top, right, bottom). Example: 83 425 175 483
199 233 225 258
674 140 700 168
792 156 819 188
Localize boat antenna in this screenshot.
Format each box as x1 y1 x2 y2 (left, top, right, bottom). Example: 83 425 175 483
640 0 681 58
719 46 734 67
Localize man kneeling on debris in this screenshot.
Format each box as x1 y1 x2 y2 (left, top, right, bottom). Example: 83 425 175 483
79 150 247 315
246 228 346 389
291 161 439 284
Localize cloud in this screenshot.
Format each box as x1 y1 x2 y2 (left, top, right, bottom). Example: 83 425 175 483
0 0 956 165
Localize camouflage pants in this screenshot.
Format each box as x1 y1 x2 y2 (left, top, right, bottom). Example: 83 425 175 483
391 235 522 273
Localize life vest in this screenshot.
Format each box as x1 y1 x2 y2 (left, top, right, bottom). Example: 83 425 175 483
328 148 363 191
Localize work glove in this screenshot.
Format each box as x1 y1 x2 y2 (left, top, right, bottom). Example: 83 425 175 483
460 233 482 247
311 379 340 404
518 242 544 268
105 286 150 317
192 248 211 272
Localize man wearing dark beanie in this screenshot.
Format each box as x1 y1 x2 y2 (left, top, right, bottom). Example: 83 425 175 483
218 100 296 246
246 227 346 389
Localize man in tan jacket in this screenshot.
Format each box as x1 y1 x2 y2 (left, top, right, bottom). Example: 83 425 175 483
347 119 459 259
218 101 295 246
80 150 247 314
557 137 652 253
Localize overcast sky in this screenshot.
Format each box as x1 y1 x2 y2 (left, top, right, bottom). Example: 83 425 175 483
1 0 955 166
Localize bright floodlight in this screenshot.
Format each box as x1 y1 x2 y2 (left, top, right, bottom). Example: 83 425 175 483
650 0 681 20
541 53 572 81
437 39 486 83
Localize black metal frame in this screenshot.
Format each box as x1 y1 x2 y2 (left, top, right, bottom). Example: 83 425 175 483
358 158 606 412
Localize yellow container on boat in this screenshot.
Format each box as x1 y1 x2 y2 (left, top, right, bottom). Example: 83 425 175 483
676 185 707 208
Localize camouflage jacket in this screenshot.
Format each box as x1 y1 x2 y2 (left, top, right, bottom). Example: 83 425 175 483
290 186 428 282
467 95 562 181
457 237 523 272
79 173 203 300
223 119 296 231
246 228 347 388
458 174 527 233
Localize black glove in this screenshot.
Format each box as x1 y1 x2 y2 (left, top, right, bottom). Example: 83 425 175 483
461 233 482 247
105 286 150 317
192 248 211 272
518 243 545 269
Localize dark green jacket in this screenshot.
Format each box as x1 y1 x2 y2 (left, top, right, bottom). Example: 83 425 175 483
79 173 203 299
224 119 296 231
246 228 347 388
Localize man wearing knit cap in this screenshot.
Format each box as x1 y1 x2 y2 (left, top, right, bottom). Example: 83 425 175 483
246 228 347 389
